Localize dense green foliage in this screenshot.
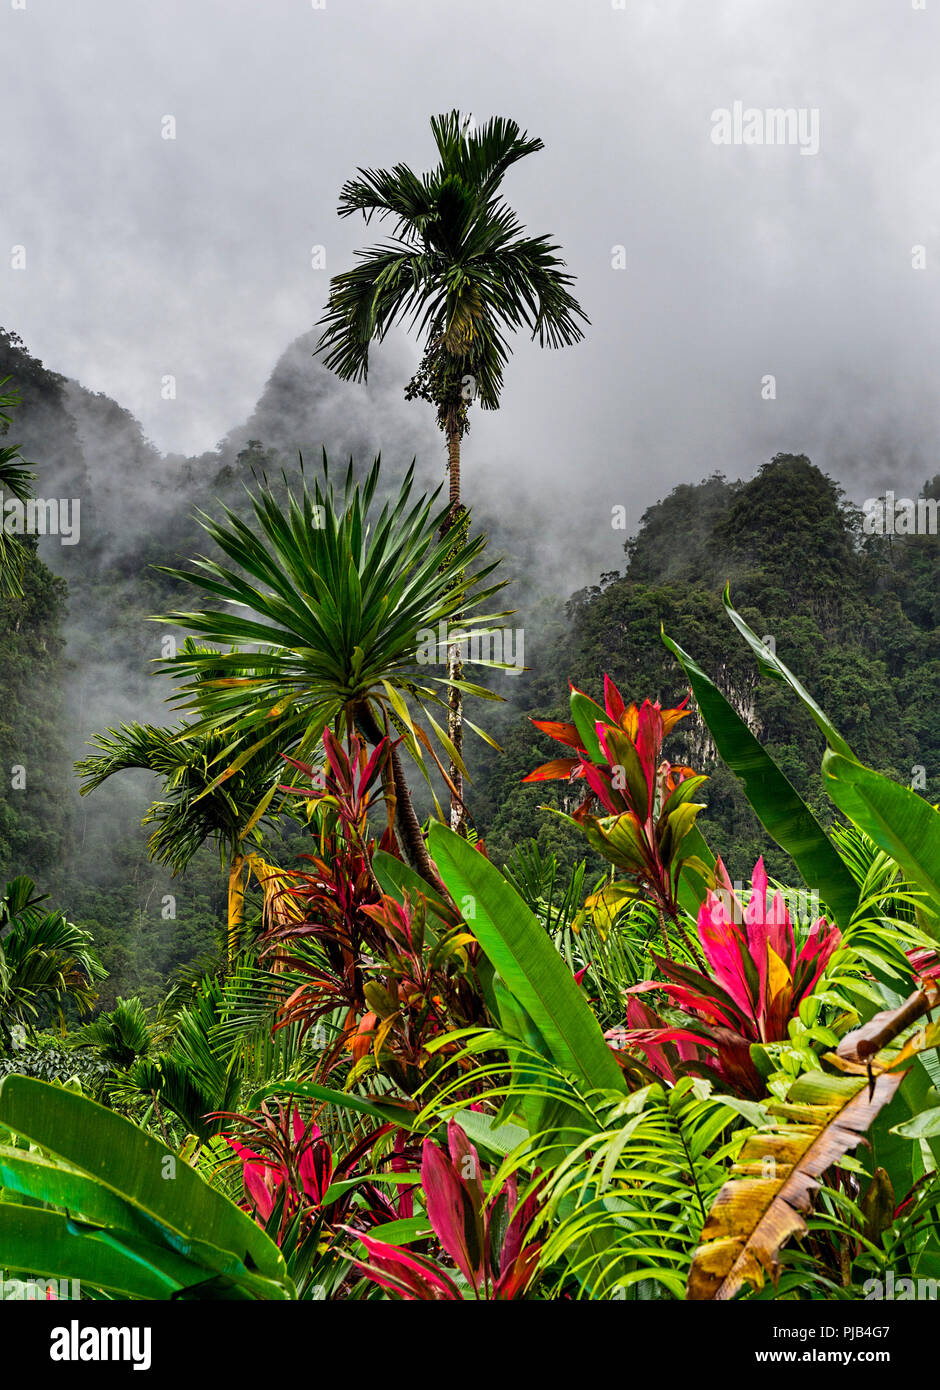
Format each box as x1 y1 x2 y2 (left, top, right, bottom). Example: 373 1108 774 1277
474 458 940 879
3 156 940 1305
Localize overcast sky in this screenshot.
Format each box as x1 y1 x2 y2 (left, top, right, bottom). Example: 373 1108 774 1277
3 0 940 547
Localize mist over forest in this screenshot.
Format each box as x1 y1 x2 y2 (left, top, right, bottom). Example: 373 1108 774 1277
5 0 940 1323
2 321 938 1007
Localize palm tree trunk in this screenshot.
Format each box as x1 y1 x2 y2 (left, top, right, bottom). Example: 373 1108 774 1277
388 740 449 897
355 706 448 896
227 853 245 967
442 426 466 836
447 429 461 510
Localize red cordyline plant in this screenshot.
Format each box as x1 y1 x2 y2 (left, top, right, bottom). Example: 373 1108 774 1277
262 726 486 1092
524 675 695 818
348 891 488 1090
346 1119 542 1300
524 674 708 930
220 1101 413 1245
608 857 843 1099
224 1104 333 1235
258 728 393 1068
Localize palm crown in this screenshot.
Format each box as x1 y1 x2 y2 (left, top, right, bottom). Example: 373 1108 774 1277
315 111 589 415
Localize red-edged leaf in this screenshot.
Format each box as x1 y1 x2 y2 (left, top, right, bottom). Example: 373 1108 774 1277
521 758 580 784
421 1138 483 1287
345 1228 461 1300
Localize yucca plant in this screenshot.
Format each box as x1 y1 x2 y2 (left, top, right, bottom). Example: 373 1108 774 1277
156 456 508 886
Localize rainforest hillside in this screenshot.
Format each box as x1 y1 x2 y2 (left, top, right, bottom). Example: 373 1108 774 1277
1 326 938 1000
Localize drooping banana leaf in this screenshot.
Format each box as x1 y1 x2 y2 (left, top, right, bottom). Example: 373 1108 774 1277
686 1068 904 1299
722 586 855 760
687 984 940 1299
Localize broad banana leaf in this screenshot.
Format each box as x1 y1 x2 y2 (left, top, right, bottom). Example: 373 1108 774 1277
822 751 940 933
0 1144 282 1299
662 628 859 929
428 823 626 1093
0 1075 290 1297
0 1204 262 1300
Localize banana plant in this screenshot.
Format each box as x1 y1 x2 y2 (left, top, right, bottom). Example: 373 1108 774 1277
0 1075 293 1299
427 822 625 1095
660 620 860 930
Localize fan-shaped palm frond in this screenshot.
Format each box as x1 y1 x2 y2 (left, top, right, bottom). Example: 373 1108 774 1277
77 715 285 876
77 641 292 963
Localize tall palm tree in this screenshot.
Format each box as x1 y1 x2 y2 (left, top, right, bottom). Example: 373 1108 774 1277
153 457 507 890
0 380 36 598
77 648 287 966
315 111 589 832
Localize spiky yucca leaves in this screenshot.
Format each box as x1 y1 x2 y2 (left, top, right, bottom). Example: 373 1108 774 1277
0 380 36 598
155 456 508 883
0 877 104 1041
